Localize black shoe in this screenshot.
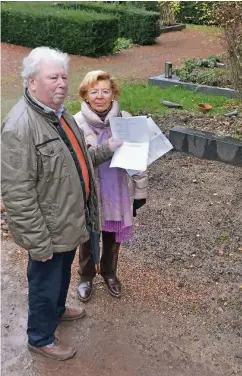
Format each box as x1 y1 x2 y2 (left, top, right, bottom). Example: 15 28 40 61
78 281 93 302
104 277 122 298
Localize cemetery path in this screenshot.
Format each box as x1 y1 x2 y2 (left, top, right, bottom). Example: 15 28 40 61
1 27 225 116
2 150 242 376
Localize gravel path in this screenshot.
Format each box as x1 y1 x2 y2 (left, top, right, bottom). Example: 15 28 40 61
2 151 242 376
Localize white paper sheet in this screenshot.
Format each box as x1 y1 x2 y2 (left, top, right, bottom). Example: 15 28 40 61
126 118 173 175
109 116 149 171
147 117 173 165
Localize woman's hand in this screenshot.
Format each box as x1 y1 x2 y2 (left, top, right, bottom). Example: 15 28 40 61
108 137 123 152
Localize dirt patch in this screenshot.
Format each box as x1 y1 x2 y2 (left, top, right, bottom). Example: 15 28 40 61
1 150 242 376
147 113 242 140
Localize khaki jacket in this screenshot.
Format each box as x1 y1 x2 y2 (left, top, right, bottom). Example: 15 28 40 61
1 92 113 260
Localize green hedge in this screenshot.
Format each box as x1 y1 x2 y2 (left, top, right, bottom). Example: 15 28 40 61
1 2 119 56
57 1 161 45
175 1 217 25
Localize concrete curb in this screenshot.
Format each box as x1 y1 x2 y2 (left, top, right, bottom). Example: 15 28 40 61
148 74 238 98
169 126 242 166
160 24 186 33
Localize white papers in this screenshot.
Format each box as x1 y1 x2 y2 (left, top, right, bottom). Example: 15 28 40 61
147 117 173 165
109 116 173 173
110 116 149 143
110 116 149 171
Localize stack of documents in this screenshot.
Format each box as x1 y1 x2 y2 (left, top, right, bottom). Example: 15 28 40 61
109 116 173 174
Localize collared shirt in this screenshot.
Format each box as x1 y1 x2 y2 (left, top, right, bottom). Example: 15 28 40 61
29 93 65 119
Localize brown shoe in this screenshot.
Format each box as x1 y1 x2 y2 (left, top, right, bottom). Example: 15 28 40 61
28 340 76 361
78 281 93 302
104 277 122 298
60 306 86 322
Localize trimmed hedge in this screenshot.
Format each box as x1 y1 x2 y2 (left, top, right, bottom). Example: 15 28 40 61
1 2 119 56
57 2 161 45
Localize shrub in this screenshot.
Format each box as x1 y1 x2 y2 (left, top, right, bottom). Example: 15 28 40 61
212 2 242 99
113 38 133 53
158 2 177 26
57 1 161 45
174 1 217 25
126 1 160 12
1 2 118 56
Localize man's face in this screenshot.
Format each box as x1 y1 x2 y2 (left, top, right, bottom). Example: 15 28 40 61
28 60 68 110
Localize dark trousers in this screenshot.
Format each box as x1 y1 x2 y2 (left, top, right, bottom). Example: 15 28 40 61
27 250 76 347
79 231 120 282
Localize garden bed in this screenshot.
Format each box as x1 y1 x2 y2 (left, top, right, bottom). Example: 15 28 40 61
174 56 231 88
150 113 242 140
148 56 240 98
148 75 239 98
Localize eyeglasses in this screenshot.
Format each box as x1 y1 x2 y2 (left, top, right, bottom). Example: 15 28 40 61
88 89 112 96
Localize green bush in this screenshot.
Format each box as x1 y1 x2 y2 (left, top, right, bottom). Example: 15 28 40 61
175 1 217 25
57 1 160 45
113 38 133 53
126 1 160 12
1 2 118 56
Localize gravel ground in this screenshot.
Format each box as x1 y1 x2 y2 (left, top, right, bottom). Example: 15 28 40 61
1 147 242 376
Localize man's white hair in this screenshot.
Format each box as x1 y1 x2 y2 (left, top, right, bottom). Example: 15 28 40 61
21 46 70 88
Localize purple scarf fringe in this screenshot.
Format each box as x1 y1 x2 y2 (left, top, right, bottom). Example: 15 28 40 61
103 220 133 243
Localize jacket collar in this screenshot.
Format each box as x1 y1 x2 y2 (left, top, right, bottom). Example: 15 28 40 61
24 89 60 124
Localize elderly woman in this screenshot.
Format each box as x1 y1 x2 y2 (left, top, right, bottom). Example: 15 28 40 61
74 70 148 302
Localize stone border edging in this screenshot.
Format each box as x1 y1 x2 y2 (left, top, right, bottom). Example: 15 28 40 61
169 126 242 166
148 74 238 98
160 24 186 33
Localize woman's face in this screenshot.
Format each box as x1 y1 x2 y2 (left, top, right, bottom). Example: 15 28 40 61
86 80 114 112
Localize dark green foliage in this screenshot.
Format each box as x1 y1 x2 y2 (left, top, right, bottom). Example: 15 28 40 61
127 1 160 12
1 2 118 56
57 1 160 45
175 1 217 25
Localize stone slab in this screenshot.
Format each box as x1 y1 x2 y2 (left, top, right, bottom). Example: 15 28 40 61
148 74 239 98
169 126 242 166
160 24 186 33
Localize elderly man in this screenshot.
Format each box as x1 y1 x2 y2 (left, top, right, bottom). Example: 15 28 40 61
1 47 121 360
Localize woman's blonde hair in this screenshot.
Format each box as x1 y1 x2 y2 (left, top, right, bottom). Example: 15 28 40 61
78 70 120 100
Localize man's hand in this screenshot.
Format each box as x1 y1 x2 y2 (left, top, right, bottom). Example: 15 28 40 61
41 254 53 262
108 137 123 152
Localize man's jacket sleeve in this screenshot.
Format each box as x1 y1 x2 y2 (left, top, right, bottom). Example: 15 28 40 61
1 128 53 260
87 141 113 167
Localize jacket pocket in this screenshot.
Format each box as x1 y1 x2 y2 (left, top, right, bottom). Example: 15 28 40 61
36 139 70 180
39 201 58 232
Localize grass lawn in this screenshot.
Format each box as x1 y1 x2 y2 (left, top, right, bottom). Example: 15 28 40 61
186 24 223 36
66 83 240 116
